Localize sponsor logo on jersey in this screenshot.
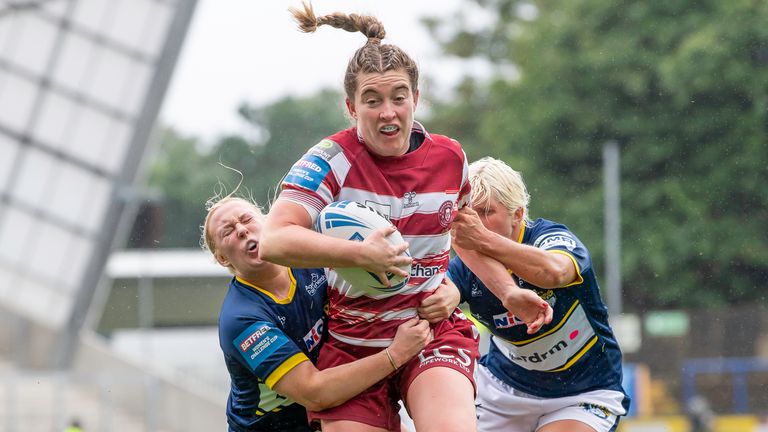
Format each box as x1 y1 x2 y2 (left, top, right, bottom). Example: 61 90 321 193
308 139 341 161
509 338 570 364
235 323 292 370
470 281 483 298
303 318 324 352
418 346 474 373
239 325 270 352
438 200 456 227
493 311 525 329
402 191 419 209
283 154 330 192
535 232 577 251
410 263 442 278
306 272 326 296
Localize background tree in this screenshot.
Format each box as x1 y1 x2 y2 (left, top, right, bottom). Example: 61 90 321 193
137 89 347 248
139 0 768 309
425 0 768 309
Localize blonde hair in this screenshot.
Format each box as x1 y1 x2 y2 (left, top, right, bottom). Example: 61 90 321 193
289 2 420 100
469 157 531 223
200 167 264 269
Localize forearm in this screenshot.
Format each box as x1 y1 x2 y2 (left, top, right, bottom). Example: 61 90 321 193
260 224 364 268
297 349 397 411
452 243 517 302
474 233 572 288
260 199 366 268
454 244 553 332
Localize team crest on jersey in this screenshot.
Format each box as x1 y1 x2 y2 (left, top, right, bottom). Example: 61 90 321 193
536 288 556 306
438 200 455 227
302 318 324 352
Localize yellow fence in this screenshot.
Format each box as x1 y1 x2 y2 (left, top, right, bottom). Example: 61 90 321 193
619 415 766 432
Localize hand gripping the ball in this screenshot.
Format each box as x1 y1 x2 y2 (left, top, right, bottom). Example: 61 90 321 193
358 225 412 287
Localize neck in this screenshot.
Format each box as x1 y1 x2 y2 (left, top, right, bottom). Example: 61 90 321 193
237 263 289 295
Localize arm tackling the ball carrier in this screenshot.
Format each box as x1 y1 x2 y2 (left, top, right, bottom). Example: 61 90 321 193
453 207 578 289
272 317 431 412
452 243 552 334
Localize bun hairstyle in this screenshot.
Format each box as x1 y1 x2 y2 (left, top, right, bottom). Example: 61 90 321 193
289 1 420 100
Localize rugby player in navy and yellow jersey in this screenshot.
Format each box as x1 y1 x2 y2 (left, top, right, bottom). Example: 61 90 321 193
448 158 630 432
203 195 444 432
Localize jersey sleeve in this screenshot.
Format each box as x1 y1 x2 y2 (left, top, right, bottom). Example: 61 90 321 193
447 256 472 304
279 139 347 221
227 320 309 390
532 224 591 287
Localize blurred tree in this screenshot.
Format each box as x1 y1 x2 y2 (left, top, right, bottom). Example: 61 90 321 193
132 128 217 249
136 89 348 248
425 0 768 308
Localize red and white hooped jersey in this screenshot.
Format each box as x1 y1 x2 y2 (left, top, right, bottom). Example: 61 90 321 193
279 122 470 346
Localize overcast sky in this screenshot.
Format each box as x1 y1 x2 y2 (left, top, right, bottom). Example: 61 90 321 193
158 0 484 143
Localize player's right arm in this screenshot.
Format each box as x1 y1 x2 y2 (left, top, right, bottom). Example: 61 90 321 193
261 199 410 281
273 318 432 411
452 243 552 334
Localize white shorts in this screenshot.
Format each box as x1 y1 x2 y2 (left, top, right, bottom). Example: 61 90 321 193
475 364 627 432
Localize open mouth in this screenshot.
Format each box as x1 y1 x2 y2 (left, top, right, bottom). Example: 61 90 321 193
380 125 399 136
246 240 258 254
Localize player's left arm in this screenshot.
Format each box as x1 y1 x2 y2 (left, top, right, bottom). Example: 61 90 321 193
452 207 578 289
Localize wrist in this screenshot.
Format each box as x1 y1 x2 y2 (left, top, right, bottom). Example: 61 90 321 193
385 348 400 371
347 240 368 267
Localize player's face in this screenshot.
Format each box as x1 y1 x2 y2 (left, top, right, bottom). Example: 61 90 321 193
208 200 266 275
473 197 517 239
346 69 419 157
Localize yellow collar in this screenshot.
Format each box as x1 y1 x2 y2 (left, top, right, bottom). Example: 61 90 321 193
236 268 297 304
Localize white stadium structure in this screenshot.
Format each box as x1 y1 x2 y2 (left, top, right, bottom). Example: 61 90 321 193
0 1 238 430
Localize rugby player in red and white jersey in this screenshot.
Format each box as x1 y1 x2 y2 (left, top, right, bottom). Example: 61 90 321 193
261 4 552 432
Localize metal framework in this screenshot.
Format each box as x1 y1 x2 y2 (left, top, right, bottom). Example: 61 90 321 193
0 0 198 367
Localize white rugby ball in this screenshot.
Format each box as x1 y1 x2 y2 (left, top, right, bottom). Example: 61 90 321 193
315 200 410 296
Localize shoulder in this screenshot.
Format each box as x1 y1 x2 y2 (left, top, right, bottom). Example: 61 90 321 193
294 129 374 178
414 121 465 161
427 132 466 162
527 218 586 253
219 284 273 340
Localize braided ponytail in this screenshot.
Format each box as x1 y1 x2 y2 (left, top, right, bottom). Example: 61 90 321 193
289 2 419 100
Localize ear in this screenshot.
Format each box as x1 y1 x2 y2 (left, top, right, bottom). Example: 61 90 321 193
345 97 357 120
413 88 420 109
215 252 230 268
513 207 525 223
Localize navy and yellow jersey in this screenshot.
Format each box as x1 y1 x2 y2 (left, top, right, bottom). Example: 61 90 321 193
448 218 628 401
218 267 328 432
